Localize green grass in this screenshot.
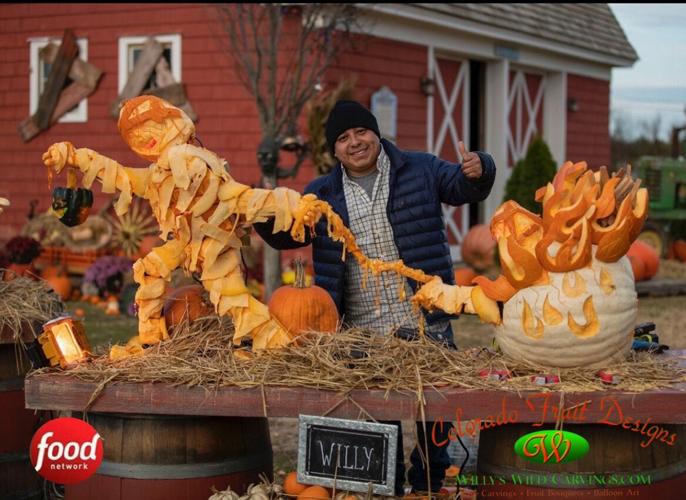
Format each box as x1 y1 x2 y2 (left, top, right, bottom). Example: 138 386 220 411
63 300 138 349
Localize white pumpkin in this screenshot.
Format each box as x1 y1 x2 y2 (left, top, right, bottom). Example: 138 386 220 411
495 249 637 368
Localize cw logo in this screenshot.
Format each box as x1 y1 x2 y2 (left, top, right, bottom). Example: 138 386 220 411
514 430 589 464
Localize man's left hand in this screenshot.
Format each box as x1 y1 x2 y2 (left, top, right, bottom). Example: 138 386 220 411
458 141 482 179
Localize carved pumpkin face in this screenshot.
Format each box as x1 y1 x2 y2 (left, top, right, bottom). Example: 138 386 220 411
51 187 93 227
117 95 194 161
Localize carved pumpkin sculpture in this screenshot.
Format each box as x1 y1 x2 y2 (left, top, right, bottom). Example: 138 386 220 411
414 162 647 368
42 95 320 356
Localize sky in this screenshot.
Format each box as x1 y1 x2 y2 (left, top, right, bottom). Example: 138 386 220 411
608 3 686 140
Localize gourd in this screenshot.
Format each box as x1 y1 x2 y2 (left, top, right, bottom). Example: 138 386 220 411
162 285 214 332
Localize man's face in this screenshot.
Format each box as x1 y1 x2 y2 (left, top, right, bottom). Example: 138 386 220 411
333 127 381 176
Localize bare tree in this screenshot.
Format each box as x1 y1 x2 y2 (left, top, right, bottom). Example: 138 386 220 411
215 3 359 299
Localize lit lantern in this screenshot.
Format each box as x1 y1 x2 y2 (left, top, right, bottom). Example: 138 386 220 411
38 316 92 368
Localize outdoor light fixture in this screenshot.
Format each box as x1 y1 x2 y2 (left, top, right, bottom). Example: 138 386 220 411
420 76 436 97
567 97 580 113
38 315 92 369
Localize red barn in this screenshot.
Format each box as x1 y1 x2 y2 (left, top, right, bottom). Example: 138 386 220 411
0 3 636 261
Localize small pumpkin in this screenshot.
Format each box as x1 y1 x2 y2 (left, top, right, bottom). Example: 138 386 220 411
453 266 477 286
45 267 72 300
283 471 307 496
673 239 686 262
51 186 93 227
162 285 213 332
268 259 339 339
297 485 331 500
460 224 496 271
626 240 659 280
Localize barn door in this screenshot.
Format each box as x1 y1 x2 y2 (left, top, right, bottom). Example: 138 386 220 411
427 49 470 262
507 69 546 168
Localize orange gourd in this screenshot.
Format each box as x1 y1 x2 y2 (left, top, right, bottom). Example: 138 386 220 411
460 224 497 271
674 239 686 262
627 240 659 279
283 471 307 496
268 259 339 338
628 255 646 282
297 486 331 500
453 267 477 286
45 267 72 300
162 285 214 332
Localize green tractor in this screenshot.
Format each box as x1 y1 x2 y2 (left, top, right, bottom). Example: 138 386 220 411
633 125 686 256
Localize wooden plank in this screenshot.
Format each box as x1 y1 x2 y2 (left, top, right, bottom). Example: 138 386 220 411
34 29 78 130
111 37 164 117
18 81 94 142
636 278 686 297
143 82 186 106
39 43 103 90
24 357 686 423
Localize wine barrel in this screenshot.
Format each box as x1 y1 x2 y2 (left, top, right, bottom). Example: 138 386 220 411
0 343 43 500
66 413 274 500
478 423 686 499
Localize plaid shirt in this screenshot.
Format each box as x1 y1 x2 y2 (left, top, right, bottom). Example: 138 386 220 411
342 146 449 335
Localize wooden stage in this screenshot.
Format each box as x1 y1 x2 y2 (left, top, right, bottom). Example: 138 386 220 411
24 351 686 425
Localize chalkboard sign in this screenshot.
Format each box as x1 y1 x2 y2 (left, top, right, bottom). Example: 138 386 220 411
297 415 398 496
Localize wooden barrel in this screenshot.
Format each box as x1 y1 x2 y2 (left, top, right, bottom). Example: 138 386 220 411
0 343 43 500
477 423 686 499
66 413 274 500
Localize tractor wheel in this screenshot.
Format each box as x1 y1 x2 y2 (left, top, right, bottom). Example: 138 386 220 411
637 223 668 257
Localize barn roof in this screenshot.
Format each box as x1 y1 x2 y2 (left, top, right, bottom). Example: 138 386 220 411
413 3 637 63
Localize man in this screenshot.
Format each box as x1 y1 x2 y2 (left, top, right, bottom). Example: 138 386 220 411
255 100 496 495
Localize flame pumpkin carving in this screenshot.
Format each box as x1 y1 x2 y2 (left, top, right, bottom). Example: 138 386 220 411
461 162 646 367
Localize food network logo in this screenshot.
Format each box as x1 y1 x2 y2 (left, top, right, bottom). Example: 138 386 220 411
514 430 589 464
29 417 104 484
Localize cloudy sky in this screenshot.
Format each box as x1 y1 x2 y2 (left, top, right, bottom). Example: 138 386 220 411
609 3 686 139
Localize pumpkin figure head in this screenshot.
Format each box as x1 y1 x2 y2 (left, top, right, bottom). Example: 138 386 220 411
118 95 195 161
268 259 339 340
51 186 93 227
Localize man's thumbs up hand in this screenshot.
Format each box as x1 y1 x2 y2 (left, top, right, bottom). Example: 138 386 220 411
458 141 482 179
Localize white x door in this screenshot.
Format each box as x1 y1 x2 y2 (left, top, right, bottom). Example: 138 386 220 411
427 49 470 262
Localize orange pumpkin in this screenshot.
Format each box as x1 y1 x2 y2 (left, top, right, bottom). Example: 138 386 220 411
453 267 477 286
628 255 646 282
297 485 331 500
45 268 72 300
674 239 686 262
460 224 496 271
268 259 339 339
162 285 214 332
283 471 307 496
626 240 659 279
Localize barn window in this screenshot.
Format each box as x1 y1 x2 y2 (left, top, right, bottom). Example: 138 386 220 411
29 37 89 123
117 34 182 94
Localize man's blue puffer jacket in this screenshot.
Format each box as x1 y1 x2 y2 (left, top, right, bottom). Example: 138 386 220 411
254 138 496 341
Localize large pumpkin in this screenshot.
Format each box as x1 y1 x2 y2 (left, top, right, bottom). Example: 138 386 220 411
162 285 214 332
268 260 339 339
461 224 497 271
626 240 659 280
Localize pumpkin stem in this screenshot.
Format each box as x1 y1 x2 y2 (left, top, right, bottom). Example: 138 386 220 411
294 258 308 288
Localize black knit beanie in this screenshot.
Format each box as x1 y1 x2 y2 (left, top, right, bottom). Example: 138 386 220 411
325 100 381 153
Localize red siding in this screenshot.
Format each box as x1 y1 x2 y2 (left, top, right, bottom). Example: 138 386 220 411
0 4 430 243
566 74 610 169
